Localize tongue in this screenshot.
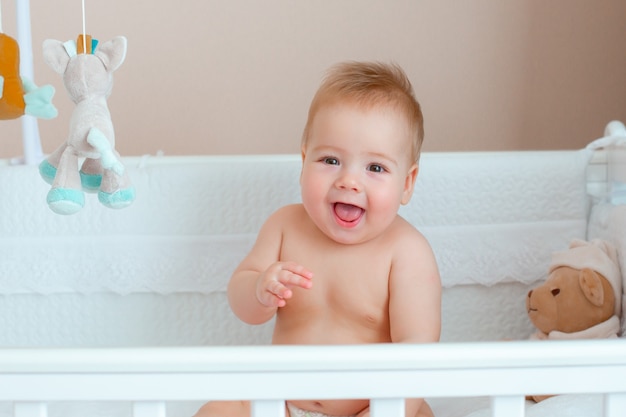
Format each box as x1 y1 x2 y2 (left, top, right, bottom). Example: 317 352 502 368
334 203 363 222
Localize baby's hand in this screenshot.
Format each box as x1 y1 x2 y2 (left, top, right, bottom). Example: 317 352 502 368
256 262 313 308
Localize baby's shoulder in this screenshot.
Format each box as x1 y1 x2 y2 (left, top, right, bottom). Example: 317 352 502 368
387 216 433 253
271 203 305 218
390 214 425 239
264 204 308 227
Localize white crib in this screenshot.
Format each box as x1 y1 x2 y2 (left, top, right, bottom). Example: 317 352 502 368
1 124 625 417
1 341 626 417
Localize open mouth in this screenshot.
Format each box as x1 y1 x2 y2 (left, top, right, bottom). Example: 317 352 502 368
333 202 364 225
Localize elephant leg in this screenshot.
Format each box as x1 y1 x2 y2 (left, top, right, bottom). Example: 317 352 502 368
38 143 67 184
98 151 135 209
46 148 84 215
80 157 104 192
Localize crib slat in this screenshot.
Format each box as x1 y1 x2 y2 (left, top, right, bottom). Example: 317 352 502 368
370 398 404 417
491 395 524 417
133 401 166 417
13 403 47 417
605 393 626 417
251 400 285 417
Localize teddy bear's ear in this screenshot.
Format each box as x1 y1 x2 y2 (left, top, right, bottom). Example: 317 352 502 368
95 36 127 73
568 238 588 249
42 39 71 74
579 268 605 307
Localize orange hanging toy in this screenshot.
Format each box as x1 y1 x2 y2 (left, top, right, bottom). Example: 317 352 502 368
0 30 57 120
0 32 24 119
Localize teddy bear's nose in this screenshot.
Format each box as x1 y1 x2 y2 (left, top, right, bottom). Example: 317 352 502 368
527 290 533 298
551 288 560 296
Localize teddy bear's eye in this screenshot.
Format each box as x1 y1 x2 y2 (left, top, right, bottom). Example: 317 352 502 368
551 288 561 296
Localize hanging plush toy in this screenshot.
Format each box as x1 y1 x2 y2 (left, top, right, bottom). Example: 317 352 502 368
0 32 57 120
38 34 135 215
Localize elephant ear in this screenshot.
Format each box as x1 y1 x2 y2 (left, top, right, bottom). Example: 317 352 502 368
95 36 127 72
579 268 604 307
43 39 71 74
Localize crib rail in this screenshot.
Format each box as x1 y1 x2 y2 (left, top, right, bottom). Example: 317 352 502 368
2 340 626 417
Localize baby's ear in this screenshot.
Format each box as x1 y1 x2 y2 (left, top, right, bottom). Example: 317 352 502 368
401 163 419 205
96 36 127 72
43 39 70 74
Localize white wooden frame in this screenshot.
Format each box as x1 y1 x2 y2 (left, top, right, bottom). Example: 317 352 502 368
14 0 44 165
2 340 626 417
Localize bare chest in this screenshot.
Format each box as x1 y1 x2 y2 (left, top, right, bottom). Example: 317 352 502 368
274 233 393 343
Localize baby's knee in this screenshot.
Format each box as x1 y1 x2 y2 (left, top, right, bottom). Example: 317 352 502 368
192 402 216 417
416 401 435 417
193 400 250 417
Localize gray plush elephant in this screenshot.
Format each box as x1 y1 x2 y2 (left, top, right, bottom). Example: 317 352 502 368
39 35 134 215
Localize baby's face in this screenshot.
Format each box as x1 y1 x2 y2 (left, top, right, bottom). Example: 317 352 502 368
300 102 417 245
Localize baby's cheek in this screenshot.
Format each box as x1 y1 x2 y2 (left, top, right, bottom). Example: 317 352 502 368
371 188 403 216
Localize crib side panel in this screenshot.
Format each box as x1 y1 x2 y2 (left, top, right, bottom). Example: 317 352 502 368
2 342 626 417
0 150 592 347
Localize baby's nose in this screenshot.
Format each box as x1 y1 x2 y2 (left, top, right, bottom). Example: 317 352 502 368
335 173 361 192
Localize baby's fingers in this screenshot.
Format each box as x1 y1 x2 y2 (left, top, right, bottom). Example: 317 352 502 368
278 262 314 289
264 280 292 307
256 292 285 309
256 262 313 308
255 270 292 308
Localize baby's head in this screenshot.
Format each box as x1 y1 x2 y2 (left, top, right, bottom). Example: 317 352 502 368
299 62 424 245
301 61 424 164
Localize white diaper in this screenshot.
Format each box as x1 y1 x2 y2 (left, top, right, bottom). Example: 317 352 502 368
286 403 357 417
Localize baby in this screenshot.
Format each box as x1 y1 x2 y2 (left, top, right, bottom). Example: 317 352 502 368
195 61 441 417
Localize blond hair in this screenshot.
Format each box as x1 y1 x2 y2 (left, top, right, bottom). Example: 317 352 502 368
301 61 424 163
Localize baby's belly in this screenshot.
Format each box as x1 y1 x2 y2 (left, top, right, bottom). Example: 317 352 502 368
274 311 388 415
272 314 388 345
288 399 369 417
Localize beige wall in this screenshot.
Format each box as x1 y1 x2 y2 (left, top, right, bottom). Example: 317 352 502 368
1 1 625 159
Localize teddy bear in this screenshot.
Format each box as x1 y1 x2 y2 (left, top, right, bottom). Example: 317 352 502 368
38 35 135 215
525 238 622 402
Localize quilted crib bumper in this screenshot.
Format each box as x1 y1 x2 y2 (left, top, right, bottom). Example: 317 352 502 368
0 150 592 295
0 149 598 346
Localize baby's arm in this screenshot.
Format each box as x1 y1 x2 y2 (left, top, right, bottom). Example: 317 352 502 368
228 206 313 325
389 227 442 417
389 228 441 343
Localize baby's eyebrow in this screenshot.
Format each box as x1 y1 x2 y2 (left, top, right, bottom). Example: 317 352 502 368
366 151 398 166
309 144 340 153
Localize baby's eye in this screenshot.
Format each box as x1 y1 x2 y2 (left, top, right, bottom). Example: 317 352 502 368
368 164 386 173
323 157 339 165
